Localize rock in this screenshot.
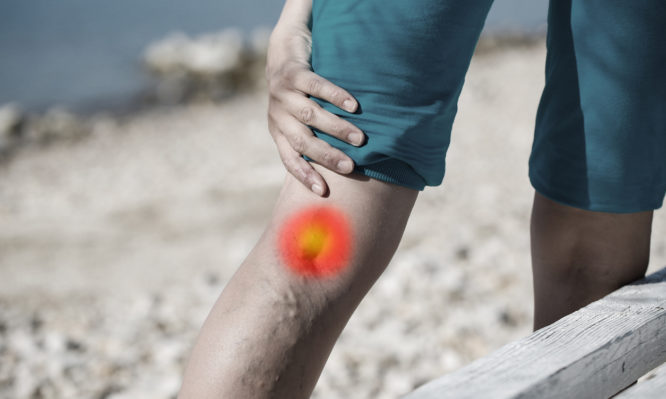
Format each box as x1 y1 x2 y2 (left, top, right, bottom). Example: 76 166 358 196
0 104 93 156
152 340 184 366
30 312 43 332
438 348 463 371
204 271 219 286
12 361 40 398
144 29 244 76
96 384 124 399
143 28 246 103
0 103 24 154
497 307 521 327
455 245 470 260
143 27 270 103
248 26 271 60
383 368 415 397
246 26 271 89
65 338 85 352
43 330 65 353
25 107 89 143
9 330 38 359
152 71 189 105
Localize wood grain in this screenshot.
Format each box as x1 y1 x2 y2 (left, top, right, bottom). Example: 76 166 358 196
613 362 666 398
404 266 666 399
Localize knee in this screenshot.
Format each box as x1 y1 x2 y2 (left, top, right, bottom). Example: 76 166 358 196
566 243 650 290
242 218 385 322
531 191 652 288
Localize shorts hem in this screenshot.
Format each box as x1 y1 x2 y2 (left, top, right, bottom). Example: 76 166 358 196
354 158 426 191
302 156 426 191
529 168 665 213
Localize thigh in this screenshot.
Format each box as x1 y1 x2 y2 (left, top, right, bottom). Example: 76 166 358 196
529 0 666 213
307 0 494 191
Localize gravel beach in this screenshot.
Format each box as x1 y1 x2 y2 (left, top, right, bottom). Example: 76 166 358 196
1 39 664 399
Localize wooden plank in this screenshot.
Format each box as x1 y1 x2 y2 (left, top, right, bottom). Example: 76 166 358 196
612 362 666 399
403 266 666 399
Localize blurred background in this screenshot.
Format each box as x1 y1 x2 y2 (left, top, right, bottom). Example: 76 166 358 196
1 1 665 398
0 0 548 112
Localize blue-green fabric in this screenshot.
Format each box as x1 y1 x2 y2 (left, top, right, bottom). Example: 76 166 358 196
529 0 666 212
307 0 666 213
308 0 493 190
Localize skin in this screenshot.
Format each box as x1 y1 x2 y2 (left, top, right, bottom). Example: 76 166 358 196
266 0 365 196
530 191 653 331
178 163 418 398
178 0 655 396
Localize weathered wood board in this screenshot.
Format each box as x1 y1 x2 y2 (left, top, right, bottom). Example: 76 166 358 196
403 266 666 399
613 361 666 398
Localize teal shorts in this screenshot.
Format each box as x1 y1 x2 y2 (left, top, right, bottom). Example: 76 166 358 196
307 0 666 213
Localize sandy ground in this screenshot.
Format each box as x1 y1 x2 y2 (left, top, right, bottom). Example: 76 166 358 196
1 40 665 398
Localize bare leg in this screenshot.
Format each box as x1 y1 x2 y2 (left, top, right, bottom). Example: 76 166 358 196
178 163 418 398
530 191 653 331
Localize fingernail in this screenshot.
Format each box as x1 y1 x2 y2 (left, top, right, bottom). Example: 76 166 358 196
348 132 364 146
312 184 324 195
343 99 355 112
337 159 353 173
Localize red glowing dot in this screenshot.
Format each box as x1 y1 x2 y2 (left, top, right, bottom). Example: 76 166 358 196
278 205 353 278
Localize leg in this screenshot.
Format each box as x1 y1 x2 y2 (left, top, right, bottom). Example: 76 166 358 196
530 190 653 331
529 0 664 331
179 1 496 396
178 163 418 398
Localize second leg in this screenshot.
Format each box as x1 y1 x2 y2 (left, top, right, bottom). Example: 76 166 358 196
530 190 653 331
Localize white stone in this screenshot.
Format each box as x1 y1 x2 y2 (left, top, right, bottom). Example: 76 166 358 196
144 28 244 76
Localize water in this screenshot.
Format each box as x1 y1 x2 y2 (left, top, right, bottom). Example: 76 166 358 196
0 0 548 112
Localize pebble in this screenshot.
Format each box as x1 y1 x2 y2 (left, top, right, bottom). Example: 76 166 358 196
0 103 24 155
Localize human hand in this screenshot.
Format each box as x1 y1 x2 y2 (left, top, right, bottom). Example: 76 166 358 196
265 18 365 196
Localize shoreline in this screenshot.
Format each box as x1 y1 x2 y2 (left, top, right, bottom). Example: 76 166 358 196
2 30 546 116
0 32 546 163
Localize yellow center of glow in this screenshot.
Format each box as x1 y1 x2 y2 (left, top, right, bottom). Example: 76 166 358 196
298 224 329 259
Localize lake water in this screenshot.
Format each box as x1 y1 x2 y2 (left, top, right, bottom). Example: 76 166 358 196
0 0 548 112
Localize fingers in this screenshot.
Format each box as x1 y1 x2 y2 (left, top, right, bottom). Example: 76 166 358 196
273 133 328 196
290 69 358 114
266 59 364 197
278 114 355 175
280 92 365 146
